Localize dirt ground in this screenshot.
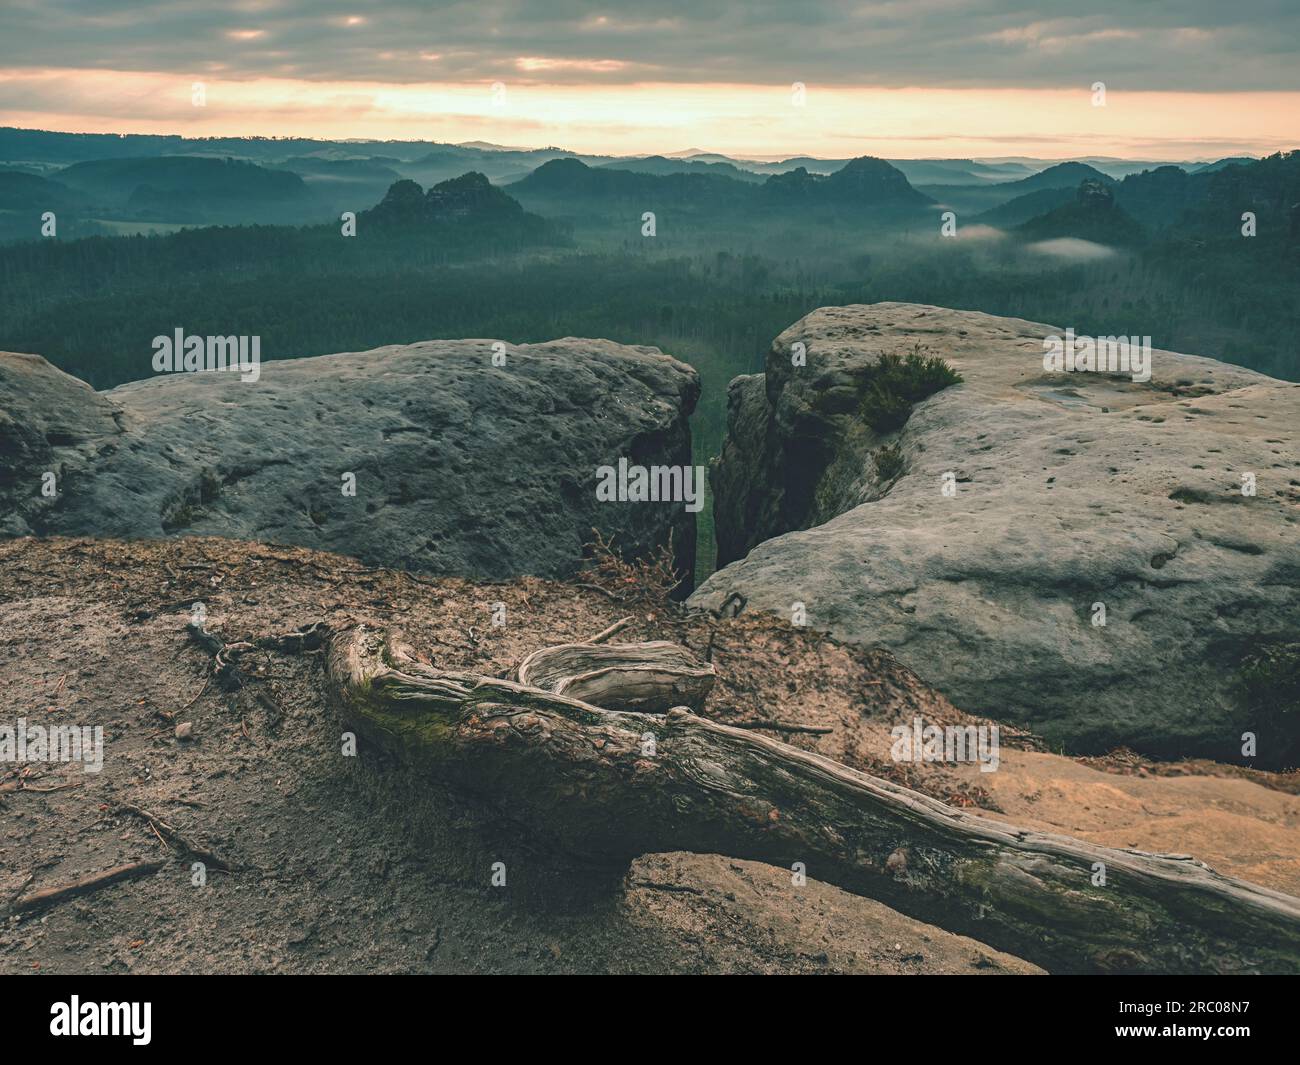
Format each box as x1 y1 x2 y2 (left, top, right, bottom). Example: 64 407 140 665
2 536 1296 974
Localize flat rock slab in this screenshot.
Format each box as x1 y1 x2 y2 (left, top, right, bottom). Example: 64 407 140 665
0 339 699 581
692 302 1300 761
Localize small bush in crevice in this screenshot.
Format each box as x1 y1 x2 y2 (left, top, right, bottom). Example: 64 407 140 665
861 384 913 434
860 345 962 434
872 443 904 481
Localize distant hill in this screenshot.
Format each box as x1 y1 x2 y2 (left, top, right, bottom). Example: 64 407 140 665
1112 151 1300 233
761 157 933 211
969 153 1300 238
0 127 399 167
0 126 572 170
971 186 1075 228
726 154 1010 183
1003 162 1114 194
0 168 84 211
509 157 747 212
662 149 736 162
424 171 524 220
920 162 1113 216
887 158 1029 186
0 128 620 191
360 173 560 246
597 155 763 183
747 155 848 176
828 157 935 205
510 155 930 222
275 157 402 181
0 168 108 243
1109 165 1195 228
1177 150 1300 235
1189 157 1256 174
270 157 404 215
590 153 1039 184
0 127 189 164
1016 180 1143 246
54 155 318 223
1078 158 1200 179
403 146 593 186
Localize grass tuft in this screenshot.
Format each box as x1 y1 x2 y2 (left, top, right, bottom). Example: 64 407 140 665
860 345 962 434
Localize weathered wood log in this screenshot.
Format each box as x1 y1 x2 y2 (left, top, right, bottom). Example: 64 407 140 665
328 623 1300 974
517 640 715 712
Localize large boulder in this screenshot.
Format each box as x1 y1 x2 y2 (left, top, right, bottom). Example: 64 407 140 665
692 302 1300 763
0 338 699 583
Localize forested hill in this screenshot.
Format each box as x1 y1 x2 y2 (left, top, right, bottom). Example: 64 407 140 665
509 155 933 219
0 176 568 388
52 156 319 224
362 173 532 226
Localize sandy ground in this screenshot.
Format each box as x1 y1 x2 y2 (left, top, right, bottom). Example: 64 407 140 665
2 536 1296 973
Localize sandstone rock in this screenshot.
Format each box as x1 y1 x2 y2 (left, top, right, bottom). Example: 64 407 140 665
708 373 782 567
0 339 699 583
692 302 1300 761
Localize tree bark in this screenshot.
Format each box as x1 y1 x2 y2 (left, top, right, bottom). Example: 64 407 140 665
517 639 715 712
327 622 1300 974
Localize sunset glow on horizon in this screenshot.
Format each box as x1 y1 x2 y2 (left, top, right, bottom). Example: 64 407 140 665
1 68 1297 161
2 2 1298 162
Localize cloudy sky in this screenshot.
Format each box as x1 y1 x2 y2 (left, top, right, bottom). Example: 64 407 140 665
1 1 1296 158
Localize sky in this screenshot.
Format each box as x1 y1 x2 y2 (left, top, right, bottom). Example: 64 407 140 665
1 1 1297 160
